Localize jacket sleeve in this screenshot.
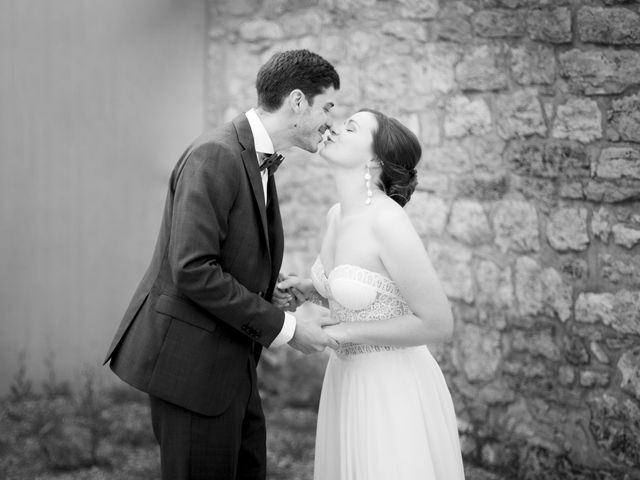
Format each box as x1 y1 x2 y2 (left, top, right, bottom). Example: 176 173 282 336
167 142 285 347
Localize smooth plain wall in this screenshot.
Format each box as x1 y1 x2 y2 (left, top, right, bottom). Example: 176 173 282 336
0 0 206 392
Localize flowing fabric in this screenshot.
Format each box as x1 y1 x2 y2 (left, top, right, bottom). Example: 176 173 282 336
311 258 465 480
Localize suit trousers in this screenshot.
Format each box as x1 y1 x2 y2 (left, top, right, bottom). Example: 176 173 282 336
149 356 266 480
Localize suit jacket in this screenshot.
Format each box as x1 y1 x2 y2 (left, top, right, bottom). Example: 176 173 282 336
104 115 285 416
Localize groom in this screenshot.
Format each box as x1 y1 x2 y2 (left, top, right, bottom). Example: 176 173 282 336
104 50 340 479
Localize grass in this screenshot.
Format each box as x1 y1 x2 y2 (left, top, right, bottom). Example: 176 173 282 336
0 350 322 480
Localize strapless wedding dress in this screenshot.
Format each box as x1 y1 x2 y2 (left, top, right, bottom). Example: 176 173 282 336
311 258 465 480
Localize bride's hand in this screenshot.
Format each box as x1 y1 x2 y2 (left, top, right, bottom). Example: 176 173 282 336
323 322 348 345
277 274 315 302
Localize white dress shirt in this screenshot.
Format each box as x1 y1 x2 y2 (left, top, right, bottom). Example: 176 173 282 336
244 108 296 348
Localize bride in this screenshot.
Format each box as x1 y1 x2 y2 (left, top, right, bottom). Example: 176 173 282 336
276 108 466 479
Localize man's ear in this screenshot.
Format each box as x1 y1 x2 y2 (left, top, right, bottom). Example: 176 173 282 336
287 89 307 113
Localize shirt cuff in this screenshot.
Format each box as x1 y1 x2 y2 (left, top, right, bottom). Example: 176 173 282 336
269 312 296 348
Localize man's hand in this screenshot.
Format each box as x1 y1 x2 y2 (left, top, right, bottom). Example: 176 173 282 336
271 272 304 312
288 315 340 354
271 284 296 312
275 273 312 311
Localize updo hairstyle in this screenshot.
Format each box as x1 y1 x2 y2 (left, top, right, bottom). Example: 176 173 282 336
359 108 422 207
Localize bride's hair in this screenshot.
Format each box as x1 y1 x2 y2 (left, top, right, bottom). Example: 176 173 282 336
359 108 421 207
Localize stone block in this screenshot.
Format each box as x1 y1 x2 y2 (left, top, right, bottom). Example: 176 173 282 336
590 341 610 364
575 290 640 334
238 19 285 41
495 89 547 139
608 93 640 143
504 142 547 176
596 147 640 180
411 44 460 95
612 224 640 249
423 142 472 172
492 200 540 252
455 45 509 91
417 172 450 196
345 31 381 61
526 7 572 43
455 323 502 381
444 96 493 137
601 252 640 286
515 256 543 316
511 175 559 211
558 365 575 385
453 173 509 200
563 335 590 365
321 0 377 10
435 16 473 43
419 110 441 146
280 10 326 37
398 0 439 19
427 242 475 303
363 56 409 101
447 200 493 244
510 43 555 85
214 0 262 16
541 267 573 321
477 379 516 405
472 9 525 37
546 207 589 251
580 370 610 388
405 192 449 236
559 48 640 95
511 328 562 360
588 393 640 467
583 179 640 203
476 260 514 323
558 181 584 200
591 207 612 242
551 98 602 144
496 0 558 6
462 134 506 171
577 7 640 45
334 64 361 106
560 257 588 282
546 143 591 177
618 348 640 400
382 20 429 42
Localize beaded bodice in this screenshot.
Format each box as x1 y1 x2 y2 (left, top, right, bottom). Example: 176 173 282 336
310 257 411 358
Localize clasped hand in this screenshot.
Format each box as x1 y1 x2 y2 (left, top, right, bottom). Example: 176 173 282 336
271 273 308 312
273 272 343 354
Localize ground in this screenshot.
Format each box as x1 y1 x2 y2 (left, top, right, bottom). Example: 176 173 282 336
0 378 505 480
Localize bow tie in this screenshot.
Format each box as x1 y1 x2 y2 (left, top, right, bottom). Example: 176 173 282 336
259 153 284 176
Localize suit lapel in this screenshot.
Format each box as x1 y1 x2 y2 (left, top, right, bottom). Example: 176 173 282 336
233 115 270 257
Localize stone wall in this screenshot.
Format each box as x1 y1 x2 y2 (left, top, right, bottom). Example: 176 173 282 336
207 0 640 477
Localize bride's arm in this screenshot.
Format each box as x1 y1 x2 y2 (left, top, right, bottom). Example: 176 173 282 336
324 204 454 347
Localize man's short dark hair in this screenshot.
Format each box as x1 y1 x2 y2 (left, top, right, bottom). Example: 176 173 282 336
256 50 340 111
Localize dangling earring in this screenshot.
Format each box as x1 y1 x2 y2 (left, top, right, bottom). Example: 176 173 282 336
364 163 373 205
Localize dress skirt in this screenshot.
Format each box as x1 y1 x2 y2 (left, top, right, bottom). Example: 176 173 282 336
313 346 465 480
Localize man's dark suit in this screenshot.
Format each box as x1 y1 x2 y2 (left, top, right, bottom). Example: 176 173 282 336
104 114 285 478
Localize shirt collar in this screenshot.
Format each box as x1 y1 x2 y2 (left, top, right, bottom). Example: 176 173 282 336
245 108 274 155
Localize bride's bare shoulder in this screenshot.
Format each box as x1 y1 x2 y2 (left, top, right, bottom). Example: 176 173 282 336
372 198 414 237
